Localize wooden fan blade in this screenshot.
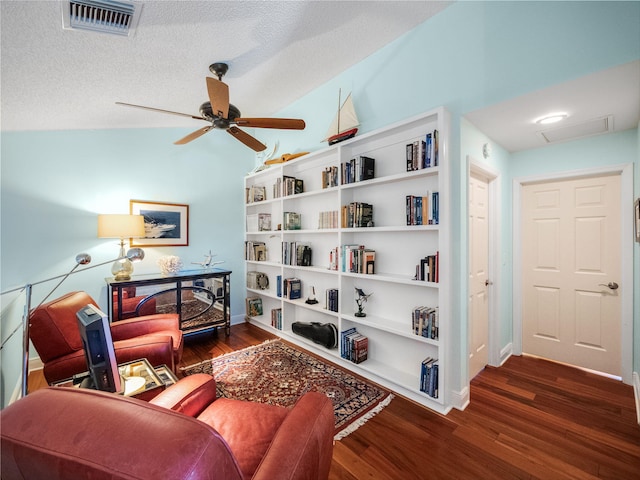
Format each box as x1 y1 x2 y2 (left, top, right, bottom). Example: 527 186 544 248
174 126 213 145
227 126 267 151
116 102 205 120
206 77 229 119
234 118 306 130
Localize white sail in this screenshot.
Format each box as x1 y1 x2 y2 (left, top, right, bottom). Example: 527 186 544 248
324 93 359 141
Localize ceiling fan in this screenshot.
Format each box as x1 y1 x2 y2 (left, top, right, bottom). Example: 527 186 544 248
116 62 306 152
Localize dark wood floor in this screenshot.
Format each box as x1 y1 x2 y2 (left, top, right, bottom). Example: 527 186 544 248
29 323 640 479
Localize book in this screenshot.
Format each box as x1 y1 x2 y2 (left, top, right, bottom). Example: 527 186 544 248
271 308 282 330
245 297 263 317
326 288 339 312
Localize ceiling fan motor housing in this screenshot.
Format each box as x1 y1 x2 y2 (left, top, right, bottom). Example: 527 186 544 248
199 102 240 125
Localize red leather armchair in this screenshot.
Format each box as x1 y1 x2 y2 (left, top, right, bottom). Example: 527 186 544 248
1 374 335 480
30 291 183 384
112 286 157 320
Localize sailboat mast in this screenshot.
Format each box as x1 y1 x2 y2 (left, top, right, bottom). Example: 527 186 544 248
336 88 341 135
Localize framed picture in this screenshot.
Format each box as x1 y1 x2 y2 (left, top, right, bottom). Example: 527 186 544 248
130 200 189 247
635 198 640 243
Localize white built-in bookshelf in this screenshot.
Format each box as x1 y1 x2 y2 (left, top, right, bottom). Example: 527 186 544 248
244 107 450 413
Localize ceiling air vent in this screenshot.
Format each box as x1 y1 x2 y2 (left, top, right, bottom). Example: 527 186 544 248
62 0 142 36
537 115 614 145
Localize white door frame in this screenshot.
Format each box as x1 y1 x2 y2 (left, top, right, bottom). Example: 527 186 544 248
468 156 502 371
512 163 634 384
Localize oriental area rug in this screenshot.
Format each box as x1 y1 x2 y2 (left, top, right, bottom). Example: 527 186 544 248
181 339 393 440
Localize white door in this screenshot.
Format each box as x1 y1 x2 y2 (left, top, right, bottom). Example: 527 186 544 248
522 174 621 376
468 172 489 380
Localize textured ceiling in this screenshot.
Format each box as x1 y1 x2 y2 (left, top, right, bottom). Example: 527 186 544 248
0 0 451 132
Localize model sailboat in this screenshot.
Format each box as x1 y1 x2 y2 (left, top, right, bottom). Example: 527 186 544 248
324 90 359 145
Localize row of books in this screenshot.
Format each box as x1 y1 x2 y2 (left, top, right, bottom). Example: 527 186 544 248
412 306 439 340
245 297 263 317
321 166 339 189
406 192 439 226
341 328 368 364
329 244 376 274
341 202 373 228
273 175 304 198
326 288 339 312
341 156 375 184
246 185 267 203
271 308 282 330
283 211 301 230
420 357 439 398
244 241 267 261
318 210 339 229
278 276 302 300
282 242 312 266
414 252 439 283
406 129 439 171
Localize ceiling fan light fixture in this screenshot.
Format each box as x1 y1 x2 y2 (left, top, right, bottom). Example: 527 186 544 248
535 112 569 125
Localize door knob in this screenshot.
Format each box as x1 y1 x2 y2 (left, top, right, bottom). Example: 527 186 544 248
484 280 493 287
598 282 619 290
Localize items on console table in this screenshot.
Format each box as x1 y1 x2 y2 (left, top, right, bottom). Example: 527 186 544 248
106 268 231 336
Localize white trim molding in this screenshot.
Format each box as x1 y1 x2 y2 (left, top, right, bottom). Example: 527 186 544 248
633 372 640 425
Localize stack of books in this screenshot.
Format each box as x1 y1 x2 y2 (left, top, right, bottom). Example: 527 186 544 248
420 357 439 398
341 156 375 184
341 202 373 228
405 192 439 225
339 244 375 274
415 252 439 283
340 327 368 364
326 288 339 312
245 185 266 203
412 306 439 340
282 277 302 300
245 241 267 261
273 175 304 197
322 166 339 188
282 242 312 266
406 129 439 171
271 308 282 330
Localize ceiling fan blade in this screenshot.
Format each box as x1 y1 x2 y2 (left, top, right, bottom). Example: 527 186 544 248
234 118 306 130
116 102 205 120
174 126 214 145
206 77 229 119
227 126 267 152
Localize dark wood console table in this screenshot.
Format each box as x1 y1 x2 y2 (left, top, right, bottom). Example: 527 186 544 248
106 268 231 336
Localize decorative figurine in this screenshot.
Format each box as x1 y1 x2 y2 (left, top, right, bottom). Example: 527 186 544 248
354 287 372 317
305 286 319 305
192 250 225 269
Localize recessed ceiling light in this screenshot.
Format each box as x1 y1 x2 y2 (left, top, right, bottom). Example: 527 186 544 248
535 112 569 125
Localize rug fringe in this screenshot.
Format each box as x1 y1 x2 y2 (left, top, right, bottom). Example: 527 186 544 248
333 393 394 441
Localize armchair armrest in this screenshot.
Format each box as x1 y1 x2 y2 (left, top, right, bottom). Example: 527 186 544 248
110 314 179 340
150 374 217 417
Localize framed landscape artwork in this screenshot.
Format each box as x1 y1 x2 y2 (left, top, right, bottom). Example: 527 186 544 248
130 200 189 247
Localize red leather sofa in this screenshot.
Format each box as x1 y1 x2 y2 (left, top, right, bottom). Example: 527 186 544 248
1 374 335 480
30 291 183 383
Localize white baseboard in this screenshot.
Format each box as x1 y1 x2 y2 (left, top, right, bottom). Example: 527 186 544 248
451 386 470 411
633 371 640 426
28 356 43 373
499 343 513 366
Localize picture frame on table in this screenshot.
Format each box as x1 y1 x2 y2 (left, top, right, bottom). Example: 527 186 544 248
130 200 189 247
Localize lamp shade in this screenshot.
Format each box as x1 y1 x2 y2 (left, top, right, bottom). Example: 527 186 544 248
98 214 145 239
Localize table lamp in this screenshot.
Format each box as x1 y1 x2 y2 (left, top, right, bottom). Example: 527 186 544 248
98 214 146 280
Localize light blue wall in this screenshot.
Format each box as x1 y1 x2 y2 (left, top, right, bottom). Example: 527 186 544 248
2 1 639 406
1 128 253 406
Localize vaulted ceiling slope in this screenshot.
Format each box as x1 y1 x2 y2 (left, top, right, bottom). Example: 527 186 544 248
0 0 451 132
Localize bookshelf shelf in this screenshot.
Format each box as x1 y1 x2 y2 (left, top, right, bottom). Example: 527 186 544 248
245 107 450 413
